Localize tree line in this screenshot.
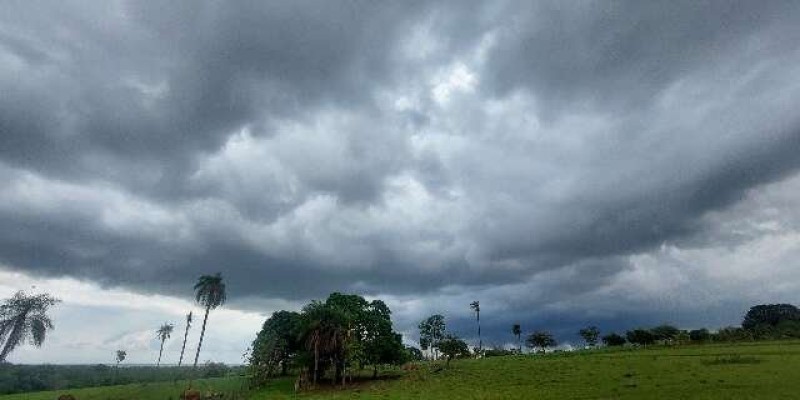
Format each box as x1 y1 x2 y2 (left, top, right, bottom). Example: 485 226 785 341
414 303 800 360
515 303 800 351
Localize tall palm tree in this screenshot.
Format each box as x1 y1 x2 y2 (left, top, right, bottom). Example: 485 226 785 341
178 312 193 366
300 301 347 386
470 301 481 354
512 324 522 354
193 273 226 367
156 322 174 366
0 291 60 363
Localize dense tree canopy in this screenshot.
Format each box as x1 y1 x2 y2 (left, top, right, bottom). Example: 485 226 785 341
250 293 405 386
578 326 600 347
742 304 800 330
601 333 626 347
626 329 656 346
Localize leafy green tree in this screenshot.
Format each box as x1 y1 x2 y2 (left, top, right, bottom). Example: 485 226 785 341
0 291 60 363
578 326 600 347
178 312 192 366
742 304 800 330
601 332 626 347
298 300 348 385
438 334 469 366
470 301 481 354
626 329 656 346
193 273 226 367
650 324 680 343
525 331 556 353
251 310 301 381
512 324 522 354
418 315 446 360
156 323 174 366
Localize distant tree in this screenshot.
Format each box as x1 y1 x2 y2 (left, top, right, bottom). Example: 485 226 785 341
419 337 431 359
689 328 710 342
418 315 446 360
601 333 626 347
438 334 470 366
650 324 680 343
115 350 127 367
193 273 226 368
405 346 424 361
525 331 556 353
483 345 515 357
0 291 60 363
578 326 600 347
512 324 522 354
178 312 192 366
713 326 753 342
156 323 174 366
626 329 656 346
470 301 482 354
742 304 800 330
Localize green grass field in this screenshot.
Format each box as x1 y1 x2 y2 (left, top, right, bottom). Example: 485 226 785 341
0 376 247 400
5 341 800 399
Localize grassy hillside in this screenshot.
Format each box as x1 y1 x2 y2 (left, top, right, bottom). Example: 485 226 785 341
253 341 800 400
0 376 247 400
4 341 800 399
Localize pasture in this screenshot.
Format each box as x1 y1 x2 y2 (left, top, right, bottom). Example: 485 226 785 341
3 341 799 400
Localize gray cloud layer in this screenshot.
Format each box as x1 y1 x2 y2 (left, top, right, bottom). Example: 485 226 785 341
2 1 800 346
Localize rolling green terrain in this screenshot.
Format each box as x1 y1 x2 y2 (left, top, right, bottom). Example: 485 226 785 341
0 376 247 400
5 341 800 400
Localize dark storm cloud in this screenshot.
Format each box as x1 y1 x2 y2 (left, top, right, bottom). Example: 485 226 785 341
2 0 800 343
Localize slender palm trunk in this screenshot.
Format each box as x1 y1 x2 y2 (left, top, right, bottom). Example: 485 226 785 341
476 310 482 354
313 341 319 386
178 322 190 366
157 339 165 366
0 315 26 362
517 333 521 354
193 304 211 368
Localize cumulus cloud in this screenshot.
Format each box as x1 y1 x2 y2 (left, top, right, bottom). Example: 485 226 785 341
1 1 800 359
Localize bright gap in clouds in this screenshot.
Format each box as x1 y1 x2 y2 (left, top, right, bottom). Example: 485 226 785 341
0 269 263 365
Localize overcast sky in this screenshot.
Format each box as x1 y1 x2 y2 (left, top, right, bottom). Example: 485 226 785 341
2 1 800 364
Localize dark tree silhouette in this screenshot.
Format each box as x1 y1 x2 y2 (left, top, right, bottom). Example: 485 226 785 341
601 333 626 347
742 304 800 330
579 326 600 347
470 301 481 354
156 322 174 366
512 324 522 354
626 329 656 346
0 291 60 363
178 312 192 366
193 273 226 367
525 331 556 353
